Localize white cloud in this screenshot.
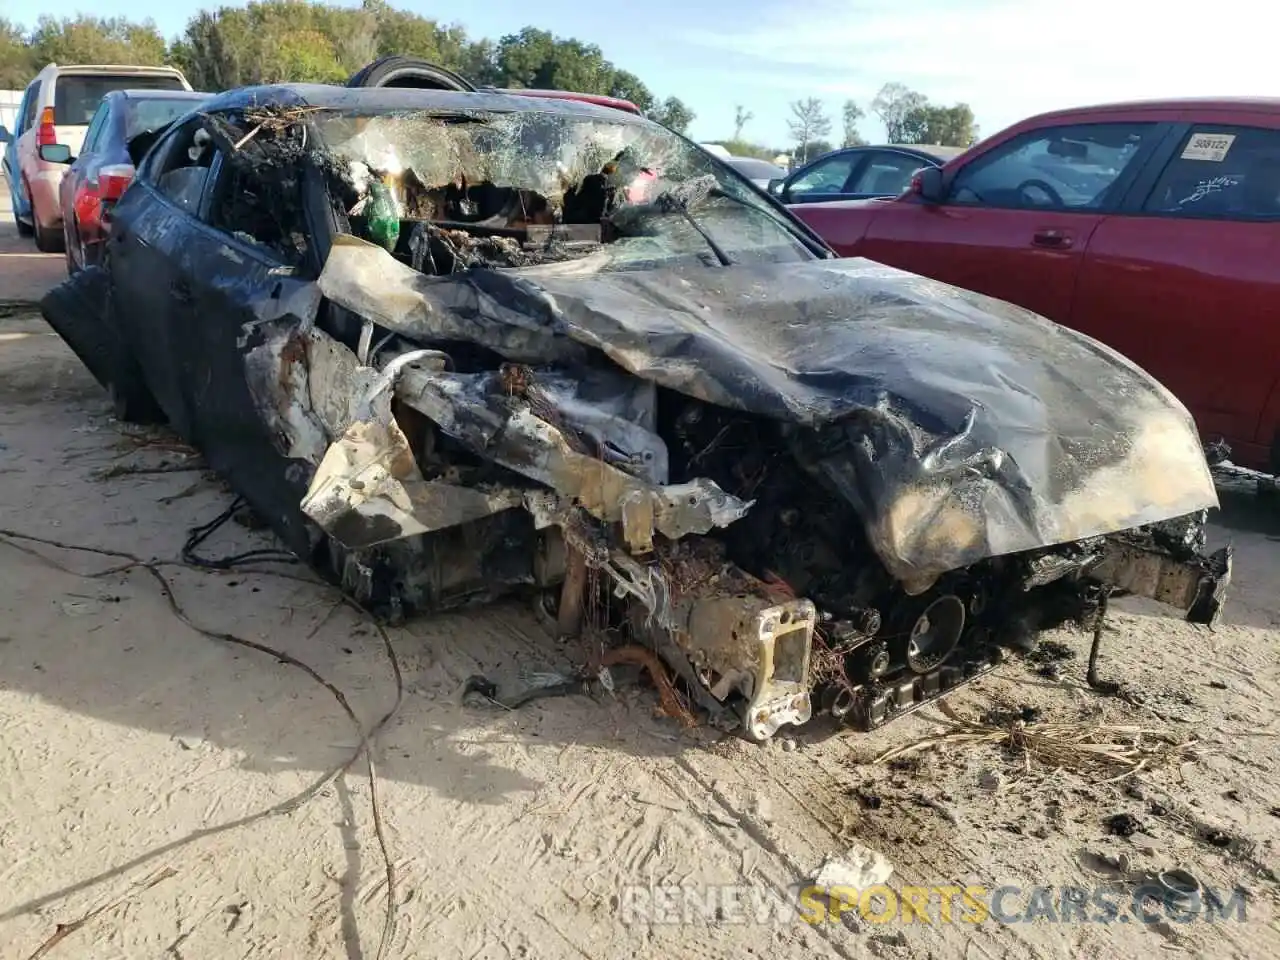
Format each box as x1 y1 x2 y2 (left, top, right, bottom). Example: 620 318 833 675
686 0 1280 134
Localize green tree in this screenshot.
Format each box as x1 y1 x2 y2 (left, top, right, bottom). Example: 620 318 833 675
174 0 478 90
787 98 831 163
901 102 978 146
732 104 752 141
871 82 928 143
27 15 167 68
489 26 658 113
607 69 655 113
493 27 608 92
9 2 693 139
841 99 866 147
797 139 833 160
871 82 977 146
0 19 34 88
651 96 694 134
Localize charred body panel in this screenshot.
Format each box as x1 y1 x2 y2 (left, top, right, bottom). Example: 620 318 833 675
319 240 1219 590
39 84 1232 742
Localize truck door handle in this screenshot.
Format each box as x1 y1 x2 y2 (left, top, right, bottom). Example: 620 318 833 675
170 279 193 304
1032 230 1072 249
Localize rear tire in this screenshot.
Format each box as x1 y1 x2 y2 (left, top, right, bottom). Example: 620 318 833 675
12 176 35 236
110 378 163 424
345 56 475 91
32 203 64 252
63 220 80 276
39 266 166 424
26 179 63 252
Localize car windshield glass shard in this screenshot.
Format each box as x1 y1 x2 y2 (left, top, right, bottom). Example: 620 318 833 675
210 105 814 273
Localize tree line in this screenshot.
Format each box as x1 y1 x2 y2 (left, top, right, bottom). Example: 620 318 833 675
0 1 696 132
695 84 978 168
782 84 979 163
1 3 980 162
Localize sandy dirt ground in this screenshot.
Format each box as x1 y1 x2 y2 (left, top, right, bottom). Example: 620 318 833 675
0 177 67 306
1 301 1279 960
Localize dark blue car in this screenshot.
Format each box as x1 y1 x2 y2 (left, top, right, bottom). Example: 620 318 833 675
772 144 967 205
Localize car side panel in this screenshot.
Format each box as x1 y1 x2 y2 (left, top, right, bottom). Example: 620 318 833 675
862 202 1105 322
105 185 197 439
1073 217 1278 456
14 81 42 222
21 76 66 232
172 221 320 557
1255 382 1280 473
790 200 884 254
1072 107 1280 471
3 85 33 219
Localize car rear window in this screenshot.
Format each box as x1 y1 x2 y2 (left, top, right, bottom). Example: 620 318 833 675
125 98 203 141
54 74 185 125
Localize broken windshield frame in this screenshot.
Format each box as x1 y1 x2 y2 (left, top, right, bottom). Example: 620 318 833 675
307 106 826 269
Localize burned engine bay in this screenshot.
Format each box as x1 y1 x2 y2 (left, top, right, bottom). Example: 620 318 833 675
190 94 1231 741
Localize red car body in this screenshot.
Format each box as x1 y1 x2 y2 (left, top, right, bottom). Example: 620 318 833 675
492 88 643 116
792 98 1280 473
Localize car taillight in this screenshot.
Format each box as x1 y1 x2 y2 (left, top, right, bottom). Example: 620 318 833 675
36 106 57 147
74 183 102 230
97 164 136 201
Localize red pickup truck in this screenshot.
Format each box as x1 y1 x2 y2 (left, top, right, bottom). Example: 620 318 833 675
791 98 1280 474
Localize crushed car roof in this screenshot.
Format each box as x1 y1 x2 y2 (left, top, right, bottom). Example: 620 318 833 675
199 83 651 123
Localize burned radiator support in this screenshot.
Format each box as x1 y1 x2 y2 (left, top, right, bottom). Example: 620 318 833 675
674 592 817 741
1088 536 1232 626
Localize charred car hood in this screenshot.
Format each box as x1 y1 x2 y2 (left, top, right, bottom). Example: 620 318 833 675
319 241 1219 587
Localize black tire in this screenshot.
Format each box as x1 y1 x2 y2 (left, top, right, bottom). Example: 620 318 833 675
27 179 64 252
110 378 163 424
11 176 35 236
33 211 65 253
345 56 475 91
39 266 166 424
63 220 80 276
35 222 63 253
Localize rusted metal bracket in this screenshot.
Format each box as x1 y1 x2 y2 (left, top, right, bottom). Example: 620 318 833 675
556 545 589 638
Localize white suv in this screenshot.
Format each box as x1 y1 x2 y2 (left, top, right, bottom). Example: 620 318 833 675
2 63 192 251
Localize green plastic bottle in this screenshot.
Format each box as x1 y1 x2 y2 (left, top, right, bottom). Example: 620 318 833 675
367 179 400 252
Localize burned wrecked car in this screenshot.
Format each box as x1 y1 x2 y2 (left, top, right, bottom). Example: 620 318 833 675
42 84 1231 741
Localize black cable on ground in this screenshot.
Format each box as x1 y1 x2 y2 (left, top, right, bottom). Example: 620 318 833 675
0 524 403 960
180 495 299 570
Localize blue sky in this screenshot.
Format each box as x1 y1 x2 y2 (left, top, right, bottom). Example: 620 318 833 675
9 0 1278 147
